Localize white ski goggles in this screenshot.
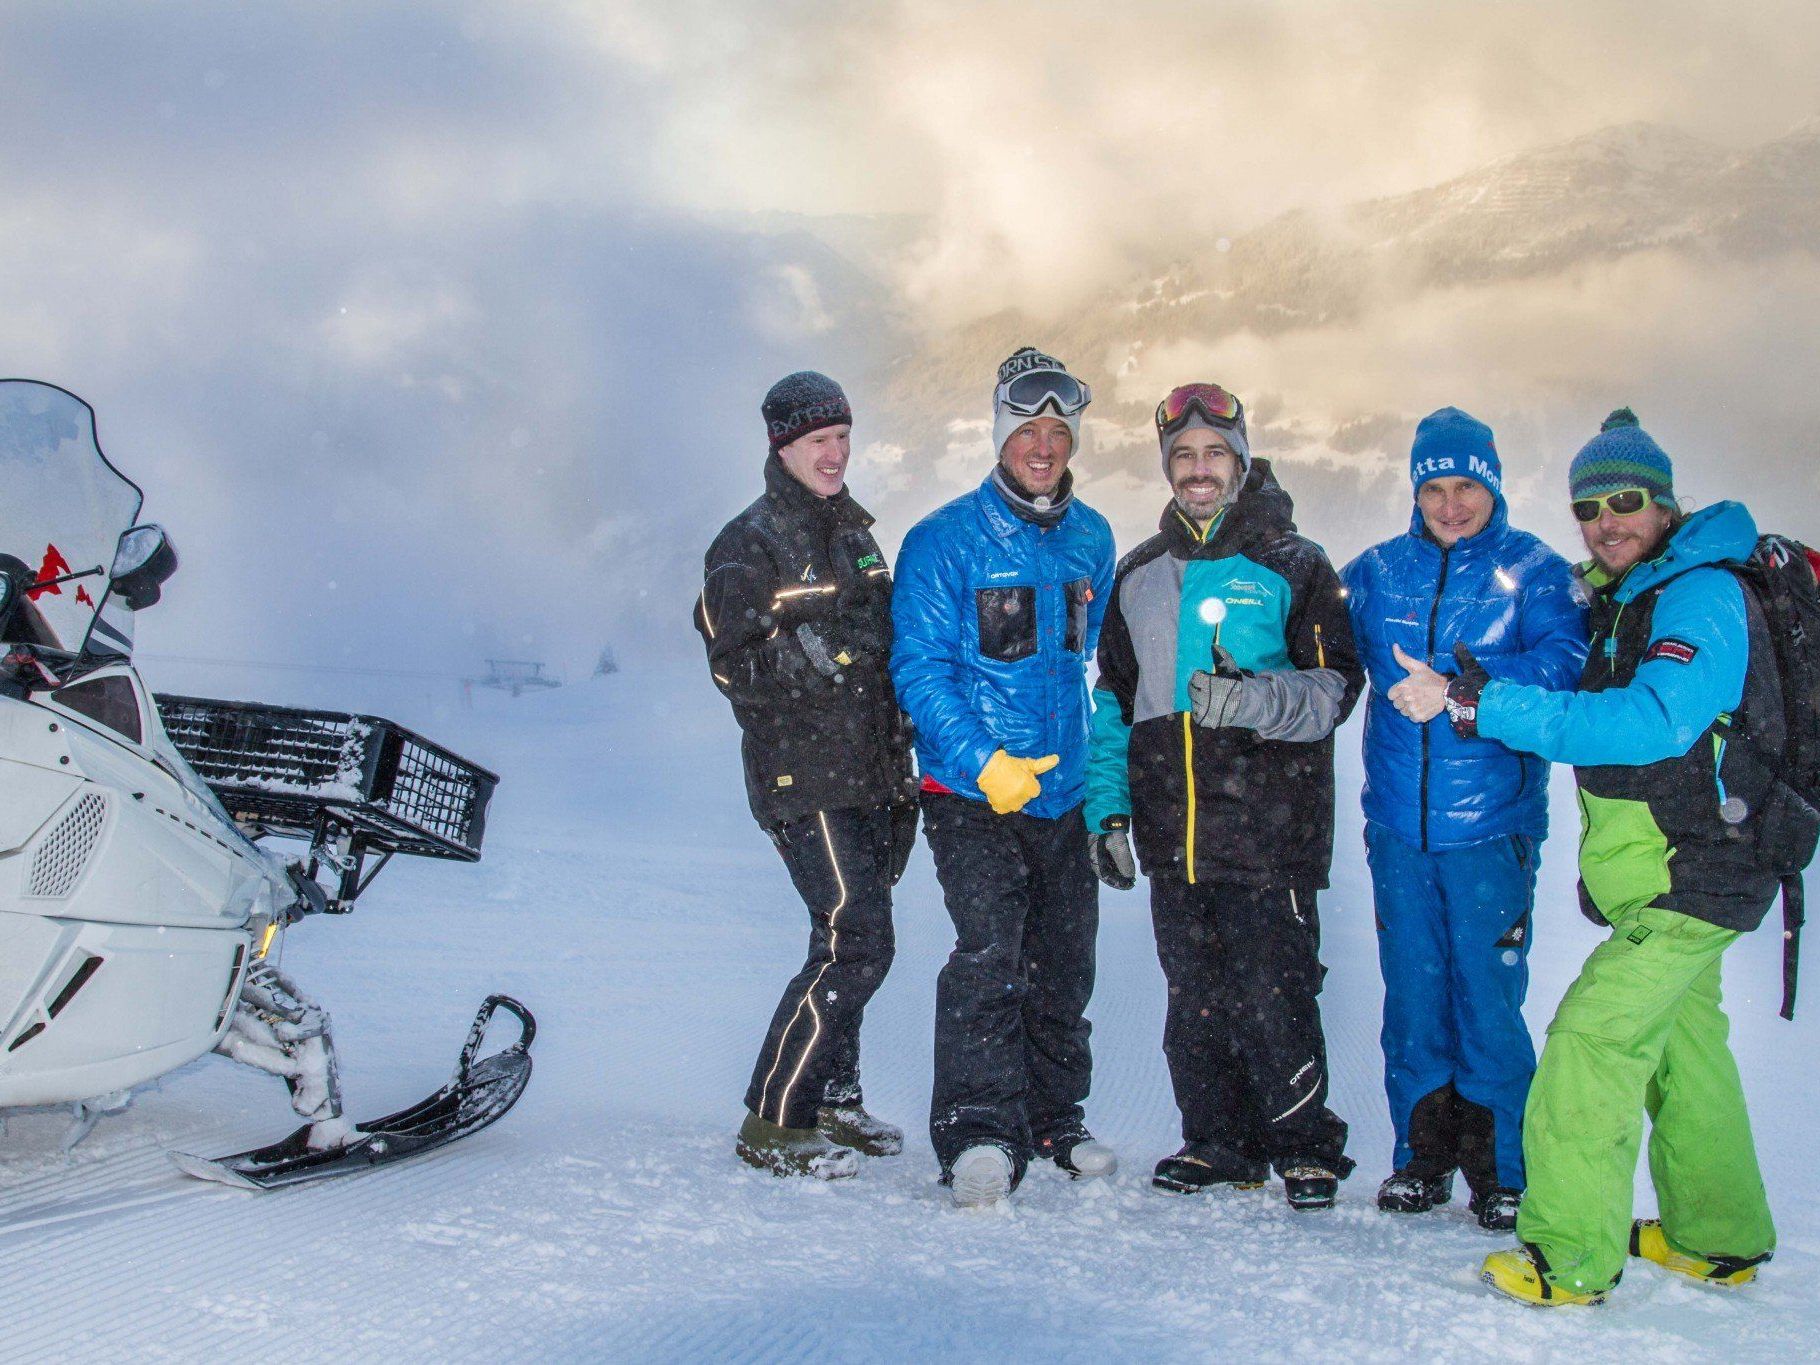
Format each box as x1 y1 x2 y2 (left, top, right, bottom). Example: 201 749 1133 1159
993 368 1092 419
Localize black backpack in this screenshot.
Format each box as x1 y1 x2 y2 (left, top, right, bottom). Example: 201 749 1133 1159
1734 534 1820 1018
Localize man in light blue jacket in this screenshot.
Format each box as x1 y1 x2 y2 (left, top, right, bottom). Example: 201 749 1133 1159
891 346 1116 1208
1341 408 1587 1230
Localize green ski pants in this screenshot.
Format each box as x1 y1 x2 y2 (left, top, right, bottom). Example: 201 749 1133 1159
1516 904 1776 1294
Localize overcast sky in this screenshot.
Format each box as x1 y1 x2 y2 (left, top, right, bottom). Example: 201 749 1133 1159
1 1 1814 707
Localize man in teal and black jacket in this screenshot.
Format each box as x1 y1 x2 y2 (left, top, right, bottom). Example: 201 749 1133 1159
1085 381 1364 1210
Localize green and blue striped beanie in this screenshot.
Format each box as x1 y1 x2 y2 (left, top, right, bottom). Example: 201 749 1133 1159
1568 408 1675 505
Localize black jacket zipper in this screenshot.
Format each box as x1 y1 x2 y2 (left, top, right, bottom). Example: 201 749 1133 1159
1420 545 1452 852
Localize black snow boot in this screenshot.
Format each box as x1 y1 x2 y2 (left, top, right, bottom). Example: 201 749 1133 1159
1281 1160 1342 1211
1035 1124 1118 1180
1153 1142 1269 1194
1470 1187 1522 1233
1377 1162 1455 1213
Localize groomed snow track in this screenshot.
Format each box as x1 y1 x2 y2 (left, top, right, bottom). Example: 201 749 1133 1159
3 667 1817 1362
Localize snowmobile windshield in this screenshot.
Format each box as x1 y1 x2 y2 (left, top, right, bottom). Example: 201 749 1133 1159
0 381 144 656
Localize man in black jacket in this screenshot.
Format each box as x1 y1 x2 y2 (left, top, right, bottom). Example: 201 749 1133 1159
694 370 918 1179
1085 382 1365 1209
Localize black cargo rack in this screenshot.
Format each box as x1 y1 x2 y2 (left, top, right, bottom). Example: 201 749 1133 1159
154 694 497 908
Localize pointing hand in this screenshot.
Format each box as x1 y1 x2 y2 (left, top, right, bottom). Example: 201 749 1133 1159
978 750 1060 815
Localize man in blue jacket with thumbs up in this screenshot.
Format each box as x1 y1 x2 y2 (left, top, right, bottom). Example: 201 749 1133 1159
1341 408 1587 1230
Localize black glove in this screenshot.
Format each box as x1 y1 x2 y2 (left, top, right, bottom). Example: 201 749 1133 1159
1088 816 1137 890
832 598 891 660
1443 643 1491 739
889 802 919 885
796 622 858 677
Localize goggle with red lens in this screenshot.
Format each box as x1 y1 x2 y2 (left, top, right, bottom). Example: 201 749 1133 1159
995 368 1092 418
1571 488 1652 522
1156 382 1242 432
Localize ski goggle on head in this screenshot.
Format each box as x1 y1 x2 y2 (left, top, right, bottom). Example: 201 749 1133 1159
995 368 1092 418
1571 487 1653 522
1156 382 1243 433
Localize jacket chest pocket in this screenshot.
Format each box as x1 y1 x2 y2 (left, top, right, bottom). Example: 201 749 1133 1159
1064 577 1091 654
977 585 1038 662
833 526 891 593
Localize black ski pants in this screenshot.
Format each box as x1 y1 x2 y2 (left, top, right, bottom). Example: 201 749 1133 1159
744 805 896 1130
1150 872 1352 1175
921 791 1098 1181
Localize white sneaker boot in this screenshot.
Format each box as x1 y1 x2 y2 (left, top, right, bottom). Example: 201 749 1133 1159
949 1144 1014 1208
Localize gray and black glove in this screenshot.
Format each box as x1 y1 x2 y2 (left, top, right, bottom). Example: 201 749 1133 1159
1187 647 1248 729
1190 646 1349 742
1088 816 1137 891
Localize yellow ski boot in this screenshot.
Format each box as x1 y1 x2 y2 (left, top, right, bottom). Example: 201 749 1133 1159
1630 1220 1770 1288
1480 1246 1609 1307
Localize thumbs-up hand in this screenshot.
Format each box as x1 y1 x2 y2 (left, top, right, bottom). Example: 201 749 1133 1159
1388 642 1449 723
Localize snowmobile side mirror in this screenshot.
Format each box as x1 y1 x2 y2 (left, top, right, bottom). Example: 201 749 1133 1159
0 553 32 639
110 524 179 610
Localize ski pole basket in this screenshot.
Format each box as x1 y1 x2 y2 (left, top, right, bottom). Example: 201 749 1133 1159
153 694 498 908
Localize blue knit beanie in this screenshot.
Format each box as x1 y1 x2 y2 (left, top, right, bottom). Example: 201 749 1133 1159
1568 408 1675 505
1409 407 1502 499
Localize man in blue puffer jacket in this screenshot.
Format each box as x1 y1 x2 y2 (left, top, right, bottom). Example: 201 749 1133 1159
891 346 1116 1208
1341 408 1587 1230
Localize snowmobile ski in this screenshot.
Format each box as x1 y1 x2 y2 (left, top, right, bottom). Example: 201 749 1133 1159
170 995 535 1191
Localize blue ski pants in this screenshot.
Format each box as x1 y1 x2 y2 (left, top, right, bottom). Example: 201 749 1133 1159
1365 821 1539 1191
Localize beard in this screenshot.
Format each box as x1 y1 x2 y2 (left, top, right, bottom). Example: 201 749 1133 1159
1173 476 1234 521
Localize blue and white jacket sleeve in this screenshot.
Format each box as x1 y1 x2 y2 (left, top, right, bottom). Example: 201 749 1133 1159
1477 567 1747 767
889 522 999 785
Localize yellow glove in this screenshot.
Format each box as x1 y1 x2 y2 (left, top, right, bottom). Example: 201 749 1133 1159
977 750 1060 815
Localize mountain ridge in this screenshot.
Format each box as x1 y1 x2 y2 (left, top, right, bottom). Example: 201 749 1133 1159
866 117 1820 477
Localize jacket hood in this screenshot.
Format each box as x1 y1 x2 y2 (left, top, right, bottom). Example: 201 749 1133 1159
1609 500 1758 603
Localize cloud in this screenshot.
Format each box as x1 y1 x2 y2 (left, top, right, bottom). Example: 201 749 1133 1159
1093 248 1820 564
618 0 1820 322
3 0 1815 702
0 1 879 695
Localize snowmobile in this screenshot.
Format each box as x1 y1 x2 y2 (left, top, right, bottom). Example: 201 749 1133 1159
0 379 533 1189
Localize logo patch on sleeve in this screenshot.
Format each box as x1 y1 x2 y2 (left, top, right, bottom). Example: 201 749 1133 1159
1645 637 1699 665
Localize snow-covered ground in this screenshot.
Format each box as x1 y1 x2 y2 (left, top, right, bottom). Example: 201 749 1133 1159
2 660 1816 1362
